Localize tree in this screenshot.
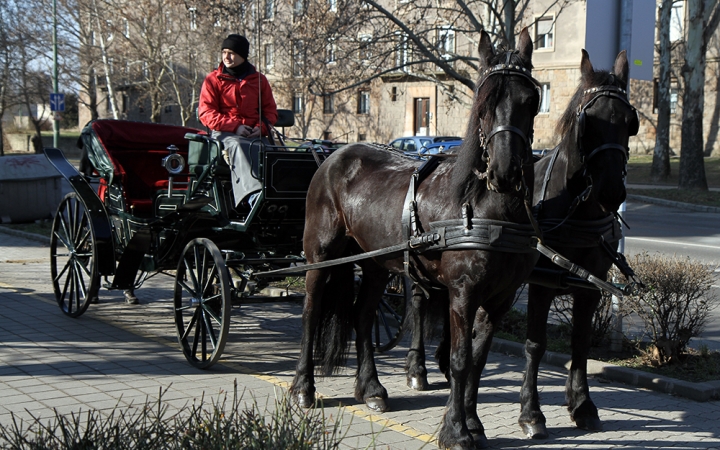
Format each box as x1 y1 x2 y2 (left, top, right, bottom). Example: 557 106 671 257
678 0 720 190
651 0 674 182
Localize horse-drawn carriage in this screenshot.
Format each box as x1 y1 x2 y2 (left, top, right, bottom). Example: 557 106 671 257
44 112 409 369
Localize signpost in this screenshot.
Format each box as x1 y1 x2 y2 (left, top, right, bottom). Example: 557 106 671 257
50 93 65 112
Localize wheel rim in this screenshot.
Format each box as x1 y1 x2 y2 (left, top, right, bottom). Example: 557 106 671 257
373 274 409 352
50 193 98 317
174 238 231 369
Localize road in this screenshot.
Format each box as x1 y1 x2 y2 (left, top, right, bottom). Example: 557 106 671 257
621 200 720 350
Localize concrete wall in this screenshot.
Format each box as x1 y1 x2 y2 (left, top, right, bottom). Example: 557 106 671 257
4 134 82 158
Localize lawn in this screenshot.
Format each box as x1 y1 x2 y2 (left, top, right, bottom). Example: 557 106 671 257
626 155 720 207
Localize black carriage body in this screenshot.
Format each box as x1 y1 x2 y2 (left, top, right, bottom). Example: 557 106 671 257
73 119 320 280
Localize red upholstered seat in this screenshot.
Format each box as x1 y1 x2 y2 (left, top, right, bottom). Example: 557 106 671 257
88 120 202 214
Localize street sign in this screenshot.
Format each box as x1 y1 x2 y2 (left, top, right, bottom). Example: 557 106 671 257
50 93 65 112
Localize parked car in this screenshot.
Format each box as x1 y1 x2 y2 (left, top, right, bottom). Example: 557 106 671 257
417 140 463 158
295 139 346 153
389 135 462 156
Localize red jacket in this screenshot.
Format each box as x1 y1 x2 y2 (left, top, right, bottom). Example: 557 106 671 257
198 63 278 136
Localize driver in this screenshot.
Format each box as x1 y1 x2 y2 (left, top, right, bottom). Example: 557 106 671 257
198 34 278 208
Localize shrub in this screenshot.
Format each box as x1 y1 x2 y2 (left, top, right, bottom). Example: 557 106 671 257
0 383 349 449
623 253 719 363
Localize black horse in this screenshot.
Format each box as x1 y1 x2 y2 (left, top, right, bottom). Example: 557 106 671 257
402 49 640 442
290 28 541 450
517 49 639 439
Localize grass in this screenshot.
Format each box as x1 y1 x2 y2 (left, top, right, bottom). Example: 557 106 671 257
0 384 355 449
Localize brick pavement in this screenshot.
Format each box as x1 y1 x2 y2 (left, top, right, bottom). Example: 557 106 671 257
1 230 720 449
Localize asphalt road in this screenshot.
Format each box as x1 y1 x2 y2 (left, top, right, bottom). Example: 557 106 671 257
621 200 720 351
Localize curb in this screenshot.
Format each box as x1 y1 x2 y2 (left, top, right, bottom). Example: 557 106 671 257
626 194 720 213
0 225 50 245
491 338 720 402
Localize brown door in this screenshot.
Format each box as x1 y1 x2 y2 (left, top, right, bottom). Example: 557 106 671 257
414 98 430 135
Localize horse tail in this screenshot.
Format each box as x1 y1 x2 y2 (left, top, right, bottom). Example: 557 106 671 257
313 262 355 376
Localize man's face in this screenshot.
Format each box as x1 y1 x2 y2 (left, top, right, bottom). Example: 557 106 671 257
222 49 245 68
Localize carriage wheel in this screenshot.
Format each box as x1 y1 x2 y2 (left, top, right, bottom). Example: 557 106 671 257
50 192 99 318
174 238 232 369
373 274 411 353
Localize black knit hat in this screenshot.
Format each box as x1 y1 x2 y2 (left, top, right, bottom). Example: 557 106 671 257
222 34 249 59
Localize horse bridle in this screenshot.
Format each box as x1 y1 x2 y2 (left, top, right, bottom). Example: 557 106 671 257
474 51 542 192
576 84 639 166
536 83 639 232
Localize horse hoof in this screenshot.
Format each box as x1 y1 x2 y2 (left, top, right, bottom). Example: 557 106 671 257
295 392 315 409
470 430 489 449
365 396 388 412
407 375 429 391
520 422 549 439
575 416 602 432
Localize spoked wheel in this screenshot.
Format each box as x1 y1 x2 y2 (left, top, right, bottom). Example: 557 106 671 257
174 238 232 369
50 192 99 318
373 274 411 352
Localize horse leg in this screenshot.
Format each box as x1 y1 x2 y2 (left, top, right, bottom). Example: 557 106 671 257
405 286 430 391
290 268 329 408
435 292 452 383
437 293 476 450
354 263 390 412
566 290 602 431
518 284 554 439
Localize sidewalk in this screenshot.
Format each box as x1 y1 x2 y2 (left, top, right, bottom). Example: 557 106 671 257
2 230 720 448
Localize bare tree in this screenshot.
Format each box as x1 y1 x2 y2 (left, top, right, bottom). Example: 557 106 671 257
651 0 674 182
678 0 720 190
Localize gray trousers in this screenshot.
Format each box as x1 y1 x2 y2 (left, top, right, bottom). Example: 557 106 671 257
211 131 266 207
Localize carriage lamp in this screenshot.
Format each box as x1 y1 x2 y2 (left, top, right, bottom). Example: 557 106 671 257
162 145 186 196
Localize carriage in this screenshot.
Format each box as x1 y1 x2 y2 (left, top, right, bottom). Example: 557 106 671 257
44 112 409 369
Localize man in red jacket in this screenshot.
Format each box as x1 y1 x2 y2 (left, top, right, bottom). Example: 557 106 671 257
198 34 278 208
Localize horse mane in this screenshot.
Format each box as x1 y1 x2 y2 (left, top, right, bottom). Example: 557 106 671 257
453 46 533 203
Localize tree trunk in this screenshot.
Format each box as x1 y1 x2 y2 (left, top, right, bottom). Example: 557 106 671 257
678 0 708 190
652 0 673 182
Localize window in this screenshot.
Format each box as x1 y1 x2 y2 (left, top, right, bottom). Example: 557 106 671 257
188 7 197 30
391 86 397 102
265 0 274 19
539 83 550 113
357 90 370 114
396 32 409 68
165 12 172 33
292 40 305 77
359 34 372 61
105 20 114 42
358 133 366 141
122 94 128 113
264 43 274 70
106 95 113 112
670 3 684 42
534 16 554 50
294 0 304 15
437 26 455 58
323 94 334 114
326 39 337 64
323 131 333 140
329 0 337 12
165 104 172 113
653 78 679 114
293 93 304 113
123 18 129 38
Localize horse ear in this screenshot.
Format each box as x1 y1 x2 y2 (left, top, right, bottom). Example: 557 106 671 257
580 49 594 81
613 50 629 87
517 27 533 68
477 30 495 68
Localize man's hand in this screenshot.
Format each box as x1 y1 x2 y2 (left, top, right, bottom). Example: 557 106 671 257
236 124 253 137
247 126 261 138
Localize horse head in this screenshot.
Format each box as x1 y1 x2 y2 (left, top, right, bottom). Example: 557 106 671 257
458 27 540 197
562 50 638 214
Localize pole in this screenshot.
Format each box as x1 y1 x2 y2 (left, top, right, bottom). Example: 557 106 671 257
610 0 634 353
52 0 59 148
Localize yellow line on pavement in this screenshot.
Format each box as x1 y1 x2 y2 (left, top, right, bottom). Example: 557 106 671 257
0 281 438 447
